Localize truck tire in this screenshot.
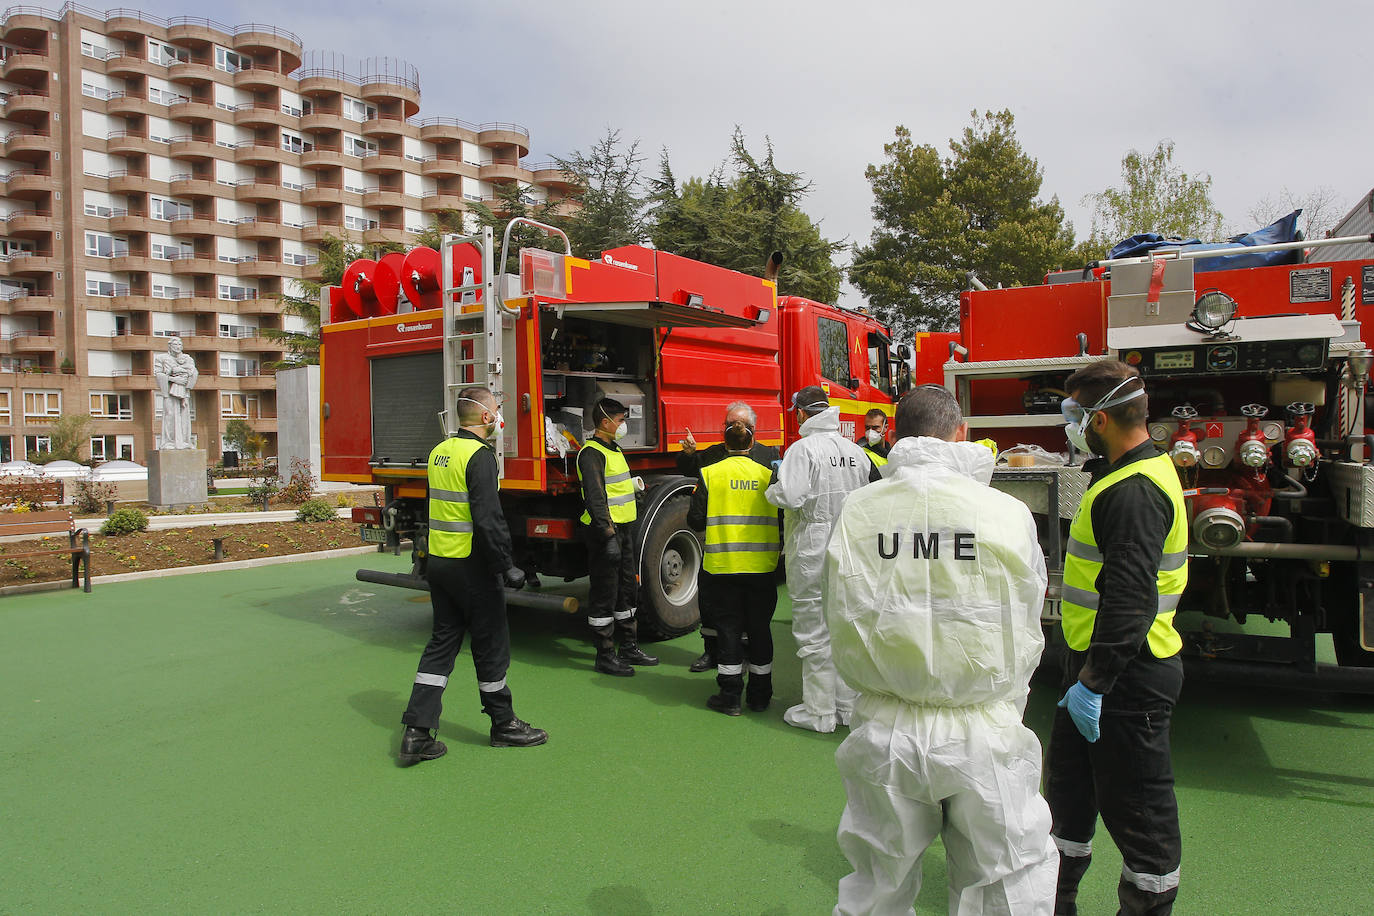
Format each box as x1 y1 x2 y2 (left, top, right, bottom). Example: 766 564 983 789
637 490 701 639
1333 608 1374 668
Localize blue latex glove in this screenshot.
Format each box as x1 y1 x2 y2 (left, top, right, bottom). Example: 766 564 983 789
1057 681 1102 743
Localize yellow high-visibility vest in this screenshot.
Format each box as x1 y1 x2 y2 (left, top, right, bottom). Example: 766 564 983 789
862 444 889 467
700 455 779 574
426 435 487 558
578 438 637 525
1061 451 1187 658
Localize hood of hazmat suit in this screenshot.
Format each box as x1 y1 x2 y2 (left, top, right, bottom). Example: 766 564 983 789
825 436 1057 916
765 405 875 731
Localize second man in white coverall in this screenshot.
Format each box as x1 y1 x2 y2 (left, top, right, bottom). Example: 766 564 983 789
765 385 878 733
825 385 1057 915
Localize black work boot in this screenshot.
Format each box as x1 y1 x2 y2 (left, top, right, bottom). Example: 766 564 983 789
399 726 447 766
690 635 717 672
706 693 742 716
595 647 635 677
490 717 549 748
618 642 659 666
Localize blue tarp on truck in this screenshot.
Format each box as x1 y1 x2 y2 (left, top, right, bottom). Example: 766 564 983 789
1107 210 1303 272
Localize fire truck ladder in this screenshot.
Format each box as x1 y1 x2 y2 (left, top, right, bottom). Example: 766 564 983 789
440 219 571 474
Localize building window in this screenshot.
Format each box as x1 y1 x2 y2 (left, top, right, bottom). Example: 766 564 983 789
84 202 114 218
86 278 129 298
151 242 189 261
22 390 60 421
281 131 306 154
220 393 259 418
817 316 850 385
218 284 258 301
343 215 377 231
343 98 376 122
0 390 11 423
90 435 135 462
0 436 12 461
219 323 258 339
148 41 187 66
81 41 110 59
24 435 51 457
214 47 247 73
0 239 34 259
219 358 258 377
81 83 110 100
150 197 192 221
84 232 128 258
90 392 133 420
345 136 377 158
151 284 182 300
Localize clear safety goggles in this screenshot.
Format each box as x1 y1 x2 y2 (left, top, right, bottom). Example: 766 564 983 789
1060 377 1145 426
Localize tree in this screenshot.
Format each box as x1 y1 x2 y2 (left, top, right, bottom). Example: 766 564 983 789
648 129 844 303
1081 140 1224 260
223 418 254 456
552 129 649 257
262 234 365 367
851 111 1076 333
1248 186 1342 241
30 413 91 463
464 181 562 274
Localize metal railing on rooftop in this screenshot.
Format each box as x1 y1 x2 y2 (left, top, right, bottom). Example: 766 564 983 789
0 5 302 47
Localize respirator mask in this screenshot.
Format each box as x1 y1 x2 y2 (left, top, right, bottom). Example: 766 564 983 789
457 397 503 439
597 403 628 440
1060 377 1144 455
865 428 884 446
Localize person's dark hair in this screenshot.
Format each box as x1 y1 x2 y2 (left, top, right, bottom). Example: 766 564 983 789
895 386 963 441
1064 360 1148 428
864 408 887 424
456 386 494 426
790 385 829 415
724 422 754 452
594 398 627 426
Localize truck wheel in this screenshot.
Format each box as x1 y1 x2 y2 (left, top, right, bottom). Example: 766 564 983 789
1333 609 1374 667
637 492 701 638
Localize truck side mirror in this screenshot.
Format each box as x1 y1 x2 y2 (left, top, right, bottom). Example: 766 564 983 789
848 377 862 391
897 344 911 360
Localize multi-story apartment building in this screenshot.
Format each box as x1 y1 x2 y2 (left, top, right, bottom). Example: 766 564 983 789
0 5 573 464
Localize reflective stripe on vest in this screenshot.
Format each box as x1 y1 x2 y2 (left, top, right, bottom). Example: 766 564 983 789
578 438 637 525
700 455 780 574
427 436 486 558
1061 451 1187 658
863 445 888 467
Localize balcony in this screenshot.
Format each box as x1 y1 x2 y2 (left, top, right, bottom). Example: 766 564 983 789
359 151 408 174
104 52 161 79
236 257 304 279
108 171 162 195
361 116 411 139
301 108 344 132
3 89 53 121
3 209 51 236
169 215 221 235
301 146 346 170
106 130 153 157
362 188 408 209
2 12 50 42
0 288 54 313
421 156 463 178
234 103 293 129
236 217 302 242
477 123 530 157
231 295 283 315
8 331 57 352
301 221 342 243
2 51 48 84
167 60 219 85
232 27 303 71
301 182 345 207
480 161 532 184
167 97 222 124
1 128 51 160
236 179 299 203
531 162 579 192
0 168 53 199
106 91 157 119
110 369 158 391
168 175 221 200
171 292 214 314
235 140 294 167
110 253 161 273
5 251 59 276
363 224 409 246
106 332 159 352
168 135 220 161
234 67 294 92
167 19 230 45
170 256 220 276
359 81 419 118
421 194 465 213
109 210 150 233
225 371 279 390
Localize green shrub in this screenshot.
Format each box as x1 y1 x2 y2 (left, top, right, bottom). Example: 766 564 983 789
279 458 316 504
296 499 336 522
100 508 148 536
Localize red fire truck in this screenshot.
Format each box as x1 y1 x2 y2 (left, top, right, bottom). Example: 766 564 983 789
319 220 909 635
940 233 1374 687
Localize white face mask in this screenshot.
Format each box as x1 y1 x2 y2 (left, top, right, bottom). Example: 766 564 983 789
865 429 884 446
457 397 501 437
614 421 628 440
1064 419 1092 455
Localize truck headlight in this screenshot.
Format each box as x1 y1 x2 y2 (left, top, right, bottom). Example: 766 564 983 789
1192 289 1238 331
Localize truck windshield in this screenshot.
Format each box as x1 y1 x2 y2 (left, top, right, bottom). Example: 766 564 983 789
868 333 890 391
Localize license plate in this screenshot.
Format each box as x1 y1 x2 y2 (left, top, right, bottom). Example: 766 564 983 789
359 526 388 544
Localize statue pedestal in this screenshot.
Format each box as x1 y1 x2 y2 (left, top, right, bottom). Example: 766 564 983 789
148 449 208 508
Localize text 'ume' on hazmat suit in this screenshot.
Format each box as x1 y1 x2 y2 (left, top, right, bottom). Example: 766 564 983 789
765 405 873 732
825 436 1058 916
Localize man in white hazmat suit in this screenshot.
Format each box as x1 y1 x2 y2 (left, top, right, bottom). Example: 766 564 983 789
826 385 1057 915
766 385 879 733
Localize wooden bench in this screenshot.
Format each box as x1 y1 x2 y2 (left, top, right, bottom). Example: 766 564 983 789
0 510 91 592
0 479 62 507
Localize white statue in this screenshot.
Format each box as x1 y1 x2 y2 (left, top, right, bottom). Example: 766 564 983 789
154 337 199 450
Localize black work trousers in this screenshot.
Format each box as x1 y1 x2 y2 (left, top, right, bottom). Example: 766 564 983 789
584 522 638 650
701 569 777 705
1047 648 1183 916
401 555 514 730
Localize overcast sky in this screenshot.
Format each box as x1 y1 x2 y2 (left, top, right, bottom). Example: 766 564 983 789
138 0 1373 306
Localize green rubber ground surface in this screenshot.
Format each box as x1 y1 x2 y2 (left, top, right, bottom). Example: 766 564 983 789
4 554 1373 914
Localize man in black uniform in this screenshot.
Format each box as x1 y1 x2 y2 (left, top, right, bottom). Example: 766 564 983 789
856 408 891 468
1048 360 1186 915
579 398 659 677
676 401 779 672
399 386 547 765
